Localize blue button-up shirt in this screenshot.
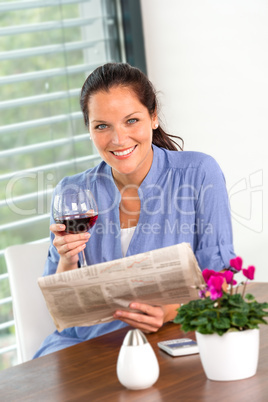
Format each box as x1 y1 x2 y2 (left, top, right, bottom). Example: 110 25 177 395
35 145 235 358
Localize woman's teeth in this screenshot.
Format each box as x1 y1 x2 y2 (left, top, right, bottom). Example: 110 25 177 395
112 146 136 156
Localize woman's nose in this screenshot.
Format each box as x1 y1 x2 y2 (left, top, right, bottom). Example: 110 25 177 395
111 128 125 145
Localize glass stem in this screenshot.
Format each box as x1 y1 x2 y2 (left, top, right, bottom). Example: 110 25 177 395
80 249 87 267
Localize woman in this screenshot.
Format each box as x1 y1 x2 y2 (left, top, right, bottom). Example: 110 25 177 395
34 63 235 357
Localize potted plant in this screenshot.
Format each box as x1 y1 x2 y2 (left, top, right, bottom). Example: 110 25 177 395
174 256 268 381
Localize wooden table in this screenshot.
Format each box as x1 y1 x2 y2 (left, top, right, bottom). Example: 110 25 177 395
0 283 267 402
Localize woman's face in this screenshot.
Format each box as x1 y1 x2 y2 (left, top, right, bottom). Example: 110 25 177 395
88 86 158 184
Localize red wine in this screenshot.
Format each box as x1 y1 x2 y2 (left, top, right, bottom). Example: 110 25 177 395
55 213 98 234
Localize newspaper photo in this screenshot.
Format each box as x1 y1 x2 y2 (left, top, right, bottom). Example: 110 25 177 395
38 242 204 332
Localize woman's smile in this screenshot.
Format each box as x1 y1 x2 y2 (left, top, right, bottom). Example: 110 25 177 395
110 145 137 158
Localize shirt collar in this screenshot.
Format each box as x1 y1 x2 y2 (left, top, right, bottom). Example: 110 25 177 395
139 144 165 193
101 144 166 197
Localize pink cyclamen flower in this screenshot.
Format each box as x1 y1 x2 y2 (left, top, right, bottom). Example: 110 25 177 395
242 265 255 280
207 275 224 300
229 256 243 272
202 269 220 284
223 270 237 285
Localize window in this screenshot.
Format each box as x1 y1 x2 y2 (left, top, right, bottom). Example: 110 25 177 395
0 0 147 371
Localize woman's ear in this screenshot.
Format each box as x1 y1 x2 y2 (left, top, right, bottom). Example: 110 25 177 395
152 111 159 129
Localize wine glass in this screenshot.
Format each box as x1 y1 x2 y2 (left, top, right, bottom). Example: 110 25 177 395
53 188 98 267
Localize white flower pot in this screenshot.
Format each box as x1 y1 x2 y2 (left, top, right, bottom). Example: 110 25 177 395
195 329 259 381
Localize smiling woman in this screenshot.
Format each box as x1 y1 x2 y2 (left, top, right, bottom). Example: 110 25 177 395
33 62 235 359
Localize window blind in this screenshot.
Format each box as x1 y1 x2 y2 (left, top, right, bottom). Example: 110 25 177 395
0 0 125 370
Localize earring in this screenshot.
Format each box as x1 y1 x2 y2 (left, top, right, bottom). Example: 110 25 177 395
154 124 158 129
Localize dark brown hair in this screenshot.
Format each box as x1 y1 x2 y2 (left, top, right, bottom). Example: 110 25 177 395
80 63 183 151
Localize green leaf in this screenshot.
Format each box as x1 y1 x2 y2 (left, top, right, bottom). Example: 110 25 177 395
245 293 255 301
202 310 218 319
228 294 244 307
259 302 268 309
249 317 267 325
196 326 214 335
211 328 226 336
173 316 184 324
213 317 230 329
206 322 213 333
231 313 248 327
217 307 229 314
190 317 208 326
182 323 196 332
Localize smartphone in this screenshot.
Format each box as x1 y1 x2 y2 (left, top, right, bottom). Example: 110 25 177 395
157 338 199 357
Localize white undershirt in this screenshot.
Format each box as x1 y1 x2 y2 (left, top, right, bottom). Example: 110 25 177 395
120 226 136 257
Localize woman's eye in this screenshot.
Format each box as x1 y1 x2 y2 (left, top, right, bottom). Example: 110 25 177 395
96 124 107 130
127 118 137 124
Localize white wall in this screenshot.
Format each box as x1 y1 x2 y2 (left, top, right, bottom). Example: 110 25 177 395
141 0 268 281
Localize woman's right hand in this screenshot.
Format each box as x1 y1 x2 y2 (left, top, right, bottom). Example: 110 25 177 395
50 224 90 273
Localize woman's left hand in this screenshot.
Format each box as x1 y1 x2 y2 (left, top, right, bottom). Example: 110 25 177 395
113 302 167 333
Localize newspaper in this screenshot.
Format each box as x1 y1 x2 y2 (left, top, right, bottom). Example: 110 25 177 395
38 243 204 332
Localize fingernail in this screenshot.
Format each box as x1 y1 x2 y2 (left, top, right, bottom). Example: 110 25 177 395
130 303 136 309
59 225 65 230
84 233 90 238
